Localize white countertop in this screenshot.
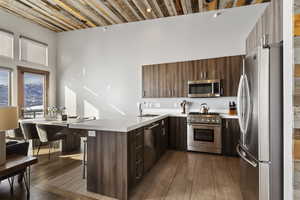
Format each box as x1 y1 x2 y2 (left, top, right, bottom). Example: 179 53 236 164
68 110 238 132
69 114 169 132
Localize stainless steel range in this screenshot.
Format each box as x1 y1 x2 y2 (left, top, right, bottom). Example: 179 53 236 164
187 112 222 154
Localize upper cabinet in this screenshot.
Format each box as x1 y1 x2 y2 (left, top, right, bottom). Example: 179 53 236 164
142 55 243 98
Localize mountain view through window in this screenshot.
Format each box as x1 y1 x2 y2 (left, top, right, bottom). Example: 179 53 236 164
0 68 10 106
24 72 44 110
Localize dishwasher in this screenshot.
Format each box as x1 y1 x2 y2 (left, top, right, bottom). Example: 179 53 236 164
144 122 160 173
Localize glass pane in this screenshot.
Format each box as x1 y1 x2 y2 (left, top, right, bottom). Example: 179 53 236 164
20 38 48 66
194 128 214 142
0 31 13 58
0 68 10 106
189 83 212 94
24 72 44 118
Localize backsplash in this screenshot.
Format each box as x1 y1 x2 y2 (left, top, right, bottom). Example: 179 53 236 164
141 97 237 113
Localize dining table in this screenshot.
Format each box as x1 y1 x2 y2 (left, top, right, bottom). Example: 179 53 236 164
18 117 95 153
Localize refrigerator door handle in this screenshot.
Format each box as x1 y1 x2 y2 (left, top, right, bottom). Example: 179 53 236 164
236 144 258 168
237 75 245 134
244 74 251 134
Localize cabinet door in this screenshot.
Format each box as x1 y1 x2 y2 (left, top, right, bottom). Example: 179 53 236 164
160 118 169 155
129 128 144 189
222 119 240 156
223 56 243 97
168 117 187 151
142 65 159 98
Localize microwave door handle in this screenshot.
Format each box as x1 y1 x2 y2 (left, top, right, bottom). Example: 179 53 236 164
212 82 214 95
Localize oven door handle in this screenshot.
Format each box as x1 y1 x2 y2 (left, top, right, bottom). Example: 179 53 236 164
189 124 221 128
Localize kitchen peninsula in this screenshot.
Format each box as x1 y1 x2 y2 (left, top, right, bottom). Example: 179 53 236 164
69 112 238 200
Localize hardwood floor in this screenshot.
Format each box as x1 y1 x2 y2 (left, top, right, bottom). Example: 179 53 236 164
0 149 242 200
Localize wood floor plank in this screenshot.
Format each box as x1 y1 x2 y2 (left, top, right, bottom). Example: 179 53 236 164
0 150 242 200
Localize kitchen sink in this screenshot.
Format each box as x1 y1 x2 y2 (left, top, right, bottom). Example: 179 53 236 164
138 114 159 117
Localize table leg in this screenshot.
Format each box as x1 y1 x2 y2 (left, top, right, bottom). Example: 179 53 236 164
23 166 31 200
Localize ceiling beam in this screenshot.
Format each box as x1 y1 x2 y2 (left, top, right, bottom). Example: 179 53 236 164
51 0 97 27
204 0 218 10
123 0 144 20
185 0 193 13
2 0 67 31
106 0 134 22
143 0 157 18
198 0 204 12
131 0 154 19
19 0 75 30
148 0 164 18
82 0 116 24
181 0 188 14
0 3 62 32
234 0 246 7
65 0 108 26
163 0 175 16
35 0 83 29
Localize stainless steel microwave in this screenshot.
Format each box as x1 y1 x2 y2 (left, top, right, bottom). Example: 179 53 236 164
188 79 222 98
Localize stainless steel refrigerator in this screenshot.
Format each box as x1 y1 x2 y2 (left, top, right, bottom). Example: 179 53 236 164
236 40 283 200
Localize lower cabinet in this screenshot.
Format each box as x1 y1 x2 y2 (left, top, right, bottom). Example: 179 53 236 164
168 117 187 151
222 119 240 157
128 128 144 189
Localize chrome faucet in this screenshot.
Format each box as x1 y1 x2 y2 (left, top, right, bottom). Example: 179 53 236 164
138 102 145 117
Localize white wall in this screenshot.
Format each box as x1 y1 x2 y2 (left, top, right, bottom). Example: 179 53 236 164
56 4 267 118
0 10 57 107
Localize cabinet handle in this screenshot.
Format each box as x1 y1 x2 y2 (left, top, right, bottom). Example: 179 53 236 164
200 72 203 79
143 90 146 97
169 89 172 96
226 121 229 128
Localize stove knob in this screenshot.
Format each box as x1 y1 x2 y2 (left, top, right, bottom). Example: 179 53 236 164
207 119 210 122
212 119 215 122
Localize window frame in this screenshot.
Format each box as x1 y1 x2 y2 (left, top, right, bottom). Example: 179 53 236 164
0 29 14 60
17 66 49 118
19 36 48 66
0 66 12 106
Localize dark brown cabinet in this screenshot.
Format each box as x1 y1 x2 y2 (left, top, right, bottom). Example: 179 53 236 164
168 117 187 151
142 55 243 98
128 128 144 188
222 119 240 157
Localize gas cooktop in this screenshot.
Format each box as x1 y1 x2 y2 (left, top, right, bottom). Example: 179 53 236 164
188 112 220 115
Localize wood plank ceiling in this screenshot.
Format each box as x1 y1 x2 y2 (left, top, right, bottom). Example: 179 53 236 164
0 0 270 32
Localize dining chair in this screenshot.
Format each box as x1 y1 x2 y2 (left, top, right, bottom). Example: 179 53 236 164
19 123 40 155
35 124 67 160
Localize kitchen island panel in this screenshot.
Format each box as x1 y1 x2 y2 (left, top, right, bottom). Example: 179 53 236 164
87 130 129 200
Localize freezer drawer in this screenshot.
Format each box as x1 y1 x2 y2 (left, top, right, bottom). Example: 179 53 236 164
238 144 270 200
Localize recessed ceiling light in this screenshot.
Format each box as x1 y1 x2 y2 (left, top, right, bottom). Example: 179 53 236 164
146 8 152 13
213 12 222 18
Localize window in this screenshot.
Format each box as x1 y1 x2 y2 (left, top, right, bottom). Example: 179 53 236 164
20 36 48 66
0 29 13 59
18 67 49 118
0 67 11 106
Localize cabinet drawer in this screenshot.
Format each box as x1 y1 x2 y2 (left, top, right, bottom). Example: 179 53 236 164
135 130 144 148
135 148 143 163
135 162 143 181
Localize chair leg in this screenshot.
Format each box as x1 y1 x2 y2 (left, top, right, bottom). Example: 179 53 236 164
36 143 41 157
83 139 87 179
48 143 51 160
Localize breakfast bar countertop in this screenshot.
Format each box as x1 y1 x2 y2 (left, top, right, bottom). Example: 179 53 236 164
69 114 169 132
